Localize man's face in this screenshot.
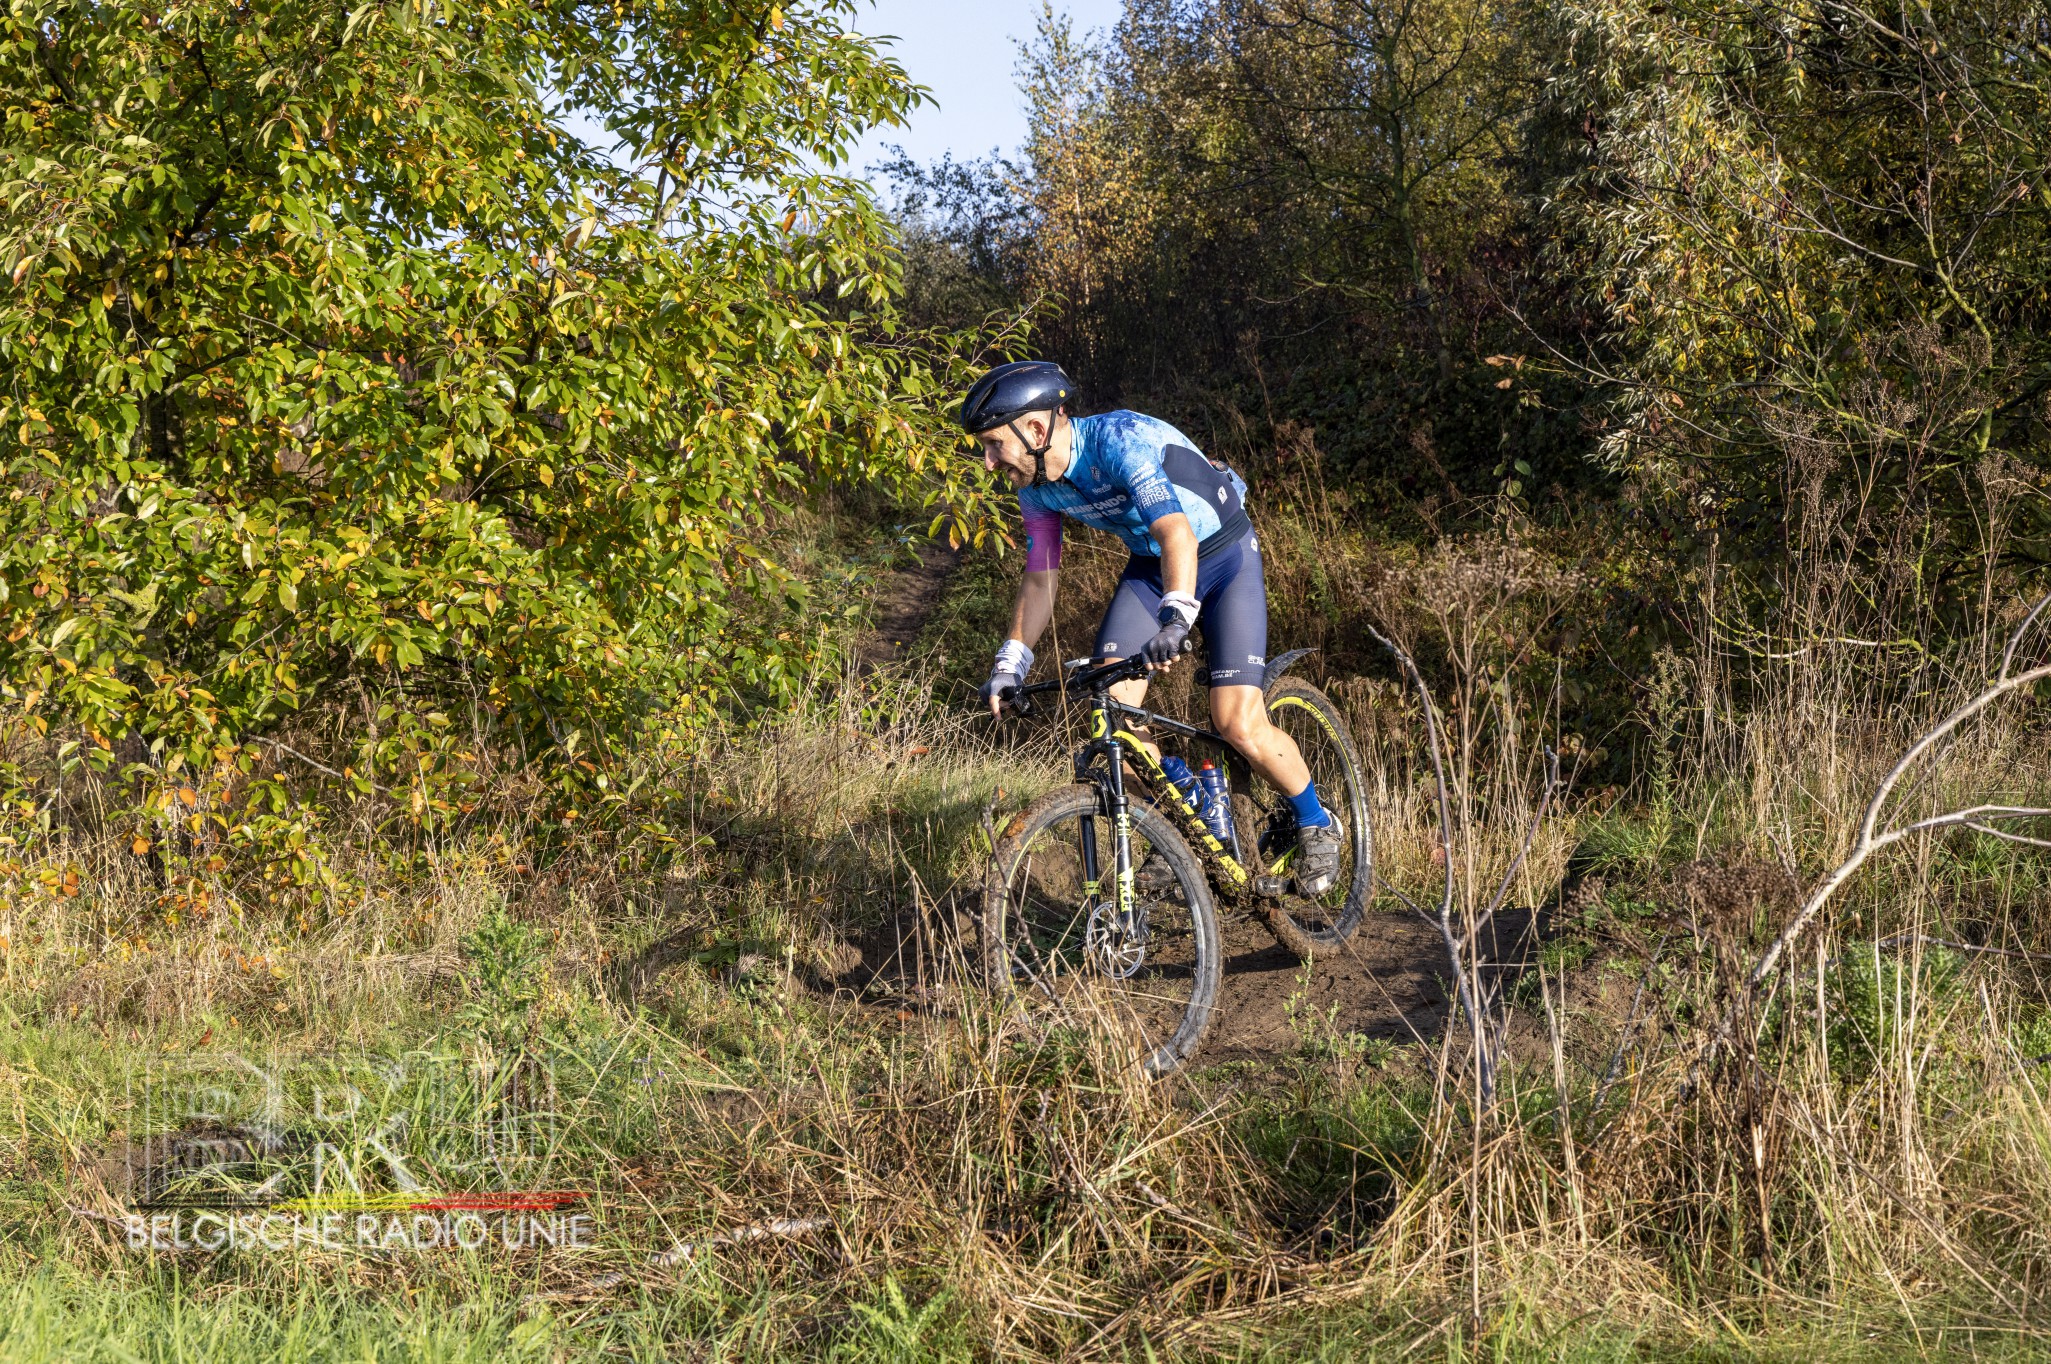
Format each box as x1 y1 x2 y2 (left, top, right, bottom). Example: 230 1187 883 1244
976 412 1056 489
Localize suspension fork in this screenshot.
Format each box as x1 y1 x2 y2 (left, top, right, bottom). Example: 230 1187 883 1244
1104 733 1136 921
1077 701 1138 928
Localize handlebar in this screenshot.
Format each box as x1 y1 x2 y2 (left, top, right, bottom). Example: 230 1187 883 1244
998 639 1194 717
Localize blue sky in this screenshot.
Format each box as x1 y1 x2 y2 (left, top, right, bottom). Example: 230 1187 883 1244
845 0 1126 175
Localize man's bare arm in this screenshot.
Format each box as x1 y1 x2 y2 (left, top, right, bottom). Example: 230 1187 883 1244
1008 569 1058 649
1151 513 1197 598
990 570 1058 715
1147 513 1198 671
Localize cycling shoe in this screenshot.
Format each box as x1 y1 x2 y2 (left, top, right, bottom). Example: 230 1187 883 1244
1291 816 1344 897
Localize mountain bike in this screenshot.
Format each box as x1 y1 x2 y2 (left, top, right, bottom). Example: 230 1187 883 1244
982 648 1372 1076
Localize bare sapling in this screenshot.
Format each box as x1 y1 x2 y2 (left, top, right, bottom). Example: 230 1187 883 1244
1752 590 2051 988
1364 625 1561 1108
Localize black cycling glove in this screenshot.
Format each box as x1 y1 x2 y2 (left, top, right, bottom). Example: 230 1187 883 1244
1141 613 1191 667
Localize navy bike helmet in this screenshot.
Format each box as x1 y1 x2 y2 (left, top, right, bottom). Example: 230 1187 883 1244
960 361 1075 487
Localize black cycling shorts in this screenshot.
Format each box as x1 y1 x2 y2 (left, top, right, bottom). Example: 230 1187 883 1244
1092 529 1268 688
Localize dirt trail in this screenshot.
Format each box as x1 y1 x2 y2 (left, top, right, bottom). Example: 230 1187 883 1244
1197 906 1539 1065
856 541 961 672
822 896 1540 1070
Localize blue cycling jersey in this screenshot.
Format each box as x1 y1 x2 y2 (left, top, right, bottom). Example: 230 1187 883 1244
1017 412 1251 567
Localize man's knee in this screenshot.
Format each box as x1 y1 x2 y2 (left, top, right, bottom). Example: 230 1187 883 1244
1211 693 1269 751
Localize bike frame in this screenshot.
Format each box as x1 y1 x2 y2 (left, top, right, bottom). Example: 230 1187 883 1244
1008 646 1328 925
1076 694 1252 899
1012 659 1257 926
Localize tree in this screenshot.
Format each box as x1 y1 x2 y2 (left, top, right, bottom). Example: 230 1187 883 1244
0 0 986 807
1212 0 1529 377
971 0 1579 516
1551 0 2051 615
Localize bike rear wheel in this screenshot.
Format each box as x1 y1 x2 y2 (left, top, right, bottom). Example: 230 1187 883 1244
983 785 1221 1077
1234 676 1374 958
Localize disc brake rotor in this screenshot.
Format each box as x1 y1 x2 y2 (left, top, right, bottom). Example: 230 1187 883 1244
1085 902 1148 979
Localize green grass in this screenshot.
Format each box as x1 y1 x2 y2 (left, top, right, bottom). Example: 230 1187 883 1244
9 588 2051 1358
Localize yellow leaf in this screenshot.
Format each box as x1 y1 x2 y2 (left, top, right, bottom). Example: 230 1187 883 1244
770 6 784 29
537 464 554 487
179 787 198 808
132 837 151 856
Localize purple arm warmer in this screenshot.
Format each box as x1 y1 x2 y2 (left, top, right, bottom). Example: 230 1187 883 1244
1023 504 1064 572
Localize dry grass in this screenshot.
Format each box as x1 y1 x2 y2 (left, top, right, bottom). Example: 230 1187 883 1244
5 557 2051 1358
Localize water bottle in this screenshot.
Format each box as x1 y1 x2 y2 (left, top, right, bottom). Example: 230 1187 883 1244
1195 761 1233 846
1158 755 1199 812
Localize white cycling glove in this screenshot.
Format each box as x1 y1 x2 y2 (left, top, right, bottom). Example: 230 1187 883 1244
982 639 1034 705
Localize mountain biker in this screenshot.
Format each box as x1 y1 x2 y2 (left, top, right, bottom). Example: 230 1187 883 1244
961 360 1342 897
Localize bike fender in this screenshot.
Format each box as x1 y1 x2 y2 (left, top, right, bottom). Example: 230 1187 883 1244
1261 648 1317 691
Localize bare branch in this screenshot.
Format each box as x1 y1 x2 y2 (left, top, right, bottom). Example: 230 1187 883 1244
1366 622 1496 1103
1753 659 2051 985
1998 590 2051 682
1963 822 2051 851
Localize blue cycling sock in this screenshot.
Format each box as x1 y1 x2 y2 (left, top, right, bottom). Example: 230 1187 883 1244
1287 781 1331 828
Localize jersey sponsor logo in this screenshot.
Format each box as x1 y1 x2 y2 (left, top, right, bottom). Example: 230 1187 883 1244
1059 492 1137 519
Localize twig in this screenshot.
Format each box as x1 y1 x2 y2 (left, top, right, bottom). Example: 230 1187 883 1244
1592 933 1670 1113
66 1204 132 1231
1998 591 2051 681
649 1216 829 1269
1850 934 2051 965
1365 623 1496 1104
1476 746 1562 930
1964 821 2051 851
259 737 396 796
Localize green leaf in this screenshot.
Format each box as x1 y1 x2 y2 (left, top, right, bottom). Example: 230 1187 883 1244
0 0 965 793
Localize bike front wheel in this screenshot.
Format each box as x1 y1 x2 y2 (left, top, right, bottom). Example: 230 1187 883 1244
983 785 1221 1077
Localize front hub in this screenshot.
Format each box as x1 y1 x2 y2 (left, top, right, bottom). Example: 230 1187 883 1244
1085 902 1147 978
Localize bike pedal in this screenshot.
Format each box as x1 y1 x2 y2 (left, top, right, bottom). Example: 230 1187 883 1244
1254 875 1290 897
